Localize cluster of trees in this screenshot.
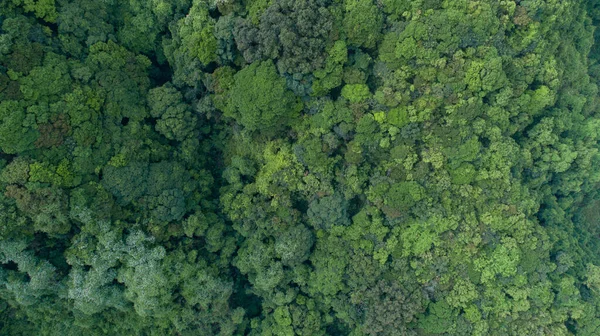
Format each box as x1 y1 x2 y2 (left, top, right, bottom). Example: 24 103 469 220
1 0 600 334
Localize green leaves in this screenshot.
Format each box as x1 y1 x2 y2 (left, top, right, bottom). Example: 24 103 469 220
418 301 456 335
379 181 425 213
475 237 521 284
400 215 458 257
225 60 301 134
343 0 383 49
102 162 149 205
308 193 350 230
312 40 348 96
233 0 335 75
275 225 314 266
169 0 217 65
0 0 599 334
10 0 58 22
585 264 600 293
341 83 370 103
0 100 38 154
148 84 197 141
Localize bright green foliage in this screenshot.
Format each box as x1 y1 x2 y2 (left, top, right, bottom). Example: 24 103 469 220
419 301 456 334
450 163 476 185
586 264 600 293
168 0 217 65
225 60 301 133
162 0 219 87
341 83 370 103
10 0 58 22
19 53 71 103
343 0 383 49
312 40 348 96
308 235 347 297
246 0 272 24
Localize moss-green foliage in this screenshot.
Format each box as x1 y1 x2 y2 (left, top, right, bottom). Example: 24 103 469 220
2 0 600 335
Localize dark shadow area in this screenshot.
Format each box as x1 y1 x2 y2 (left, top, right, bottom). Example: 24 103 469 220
1 261 18 271
230 269 262 319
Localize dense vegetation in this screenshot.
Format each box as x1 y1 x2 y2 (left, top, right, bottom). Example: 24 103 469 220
2 0 600 334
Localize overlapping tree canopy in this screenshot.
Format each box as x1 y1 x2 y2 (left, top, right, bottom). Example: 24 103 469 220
2 0 600 335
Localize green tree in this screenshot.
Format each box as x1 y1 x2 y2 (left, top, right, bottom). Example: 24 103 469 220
148 84 198 141
343 0 383 49
225 60 302 134
233 0 335 75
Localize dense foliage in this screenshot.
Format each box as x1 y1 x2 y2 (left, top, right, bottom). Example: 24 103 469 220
1 0 600 334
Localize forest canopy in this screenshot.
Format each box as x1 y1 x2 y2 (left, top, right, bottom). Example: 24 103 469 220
2 0 600 335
